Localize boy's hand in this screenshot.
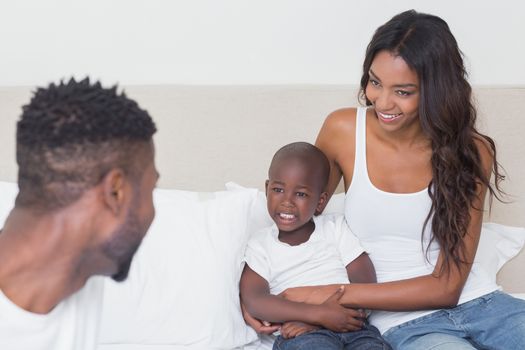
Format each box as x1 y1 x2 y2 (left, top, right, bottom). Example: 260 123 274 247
241 300 281 334
316 286 365 332
280 321 320 339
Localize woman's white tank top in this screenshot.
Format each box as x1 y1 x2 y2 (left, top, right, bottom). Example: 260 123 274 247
344 107 499 334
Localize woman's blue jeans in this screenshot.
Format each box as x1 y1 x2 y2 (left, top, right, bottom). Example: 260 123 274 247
383 291 525 350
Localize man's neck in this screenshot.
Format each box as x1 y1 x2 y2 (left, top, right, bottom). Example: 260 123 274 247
0 208 99 314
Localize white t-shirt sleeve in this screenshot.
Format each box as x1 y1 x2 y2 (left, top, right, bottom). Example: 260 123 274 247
331 214 366 267
244 233 271 282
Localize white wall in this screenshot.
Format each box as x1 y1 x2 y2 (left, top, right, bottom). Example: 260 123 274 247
1 0 524 86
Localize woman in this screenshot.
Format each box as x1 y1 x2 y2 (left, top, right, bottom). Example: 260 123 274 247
280 10 525 350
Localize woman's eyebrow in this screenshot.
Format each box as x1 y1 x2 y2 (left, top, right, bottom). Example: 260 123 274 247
370 69 417 88
369 69 380 81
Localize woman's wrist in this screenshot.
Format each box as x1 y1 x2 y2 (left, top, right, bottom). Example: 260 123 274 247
306 284 348 305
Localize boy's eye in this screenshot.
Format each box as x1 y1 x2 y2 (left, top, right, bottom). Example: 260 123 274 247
272 187 284 193
296 192 307 197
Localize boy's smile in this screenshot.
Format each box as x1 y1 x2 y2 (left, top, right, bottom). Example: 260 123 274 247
277 212 296 222
274 211 302 231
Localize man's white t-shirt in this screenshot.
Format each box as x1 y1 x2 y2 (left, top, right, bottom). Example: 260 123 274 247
0 276 104 350
244 214 365 295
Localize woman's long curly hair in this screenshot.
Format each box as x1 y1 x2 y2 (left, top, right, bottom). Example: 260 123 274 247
359 10 504 273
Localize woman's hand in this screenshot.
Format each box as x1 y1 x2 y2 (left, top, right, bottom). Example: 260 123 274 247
241 300 281 334
315 286 365 332
280 285 366 332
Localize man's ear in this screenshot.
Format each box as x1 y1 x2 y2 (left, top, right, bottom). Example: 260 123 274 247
101 168 127 215
315 191 329 215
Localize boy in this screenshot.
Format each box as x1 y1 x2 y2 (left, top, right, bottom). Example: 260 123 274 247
240 142 391 350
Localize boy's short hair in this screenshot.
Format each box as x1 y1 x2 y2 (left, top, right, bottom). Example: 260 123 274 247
16 77 157 210
270 142 330 191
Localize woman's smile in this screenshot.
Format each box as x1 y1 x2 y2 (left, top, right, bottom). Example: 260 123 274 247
376 111 403 122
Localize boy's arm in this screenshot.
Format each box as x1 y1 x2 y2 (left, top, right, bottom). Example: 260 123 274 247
240 264 364 332
240 300 280 334
331 215 373 284
346 252 376 283
345 253 375 318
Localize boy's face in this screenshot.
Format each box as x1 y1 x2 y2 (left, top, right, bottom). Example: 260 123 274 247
265 157 327 233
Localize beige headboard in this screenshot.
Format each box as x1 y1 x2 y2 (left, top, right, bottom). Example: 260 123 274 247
1 85 523 291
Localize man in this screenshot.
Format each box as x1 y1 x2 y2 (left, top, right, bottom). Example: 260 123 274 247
0 78 159 349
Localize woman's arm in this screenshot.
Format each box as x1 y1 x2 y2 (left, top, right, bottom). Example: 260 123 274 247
283 207 483 311
315 108 358 201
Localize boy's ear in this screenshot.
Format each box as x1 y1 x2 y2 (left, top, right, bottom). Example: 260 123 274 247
315 191 329 215
265 180 269 197
101 168 127 216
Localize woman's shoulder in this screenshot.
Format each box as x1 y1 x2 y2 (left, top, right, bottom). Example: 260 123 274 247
318 107 359 140
316 108 358 154
323 107 358 128
316 108 361 178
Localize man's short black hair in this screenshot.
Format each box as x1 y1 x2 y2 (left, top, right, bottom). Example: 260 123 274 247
16 77 157 210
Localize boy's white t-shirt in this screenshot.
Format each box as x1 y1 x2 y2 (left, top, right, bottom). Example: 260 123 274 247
244 214 365 295
0 276 104 350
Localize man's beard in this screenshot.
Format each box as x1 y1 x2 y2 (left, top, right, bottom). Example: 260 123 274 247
102 209 144 282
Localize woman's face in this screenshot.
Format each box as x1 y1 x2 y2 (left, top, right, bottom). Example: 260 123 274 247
365 50 420 134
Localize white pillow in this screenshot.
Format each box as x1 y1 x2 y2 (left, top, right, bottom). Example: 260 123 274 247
99 186 259 349
475 222 525 281
225 182 272 235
